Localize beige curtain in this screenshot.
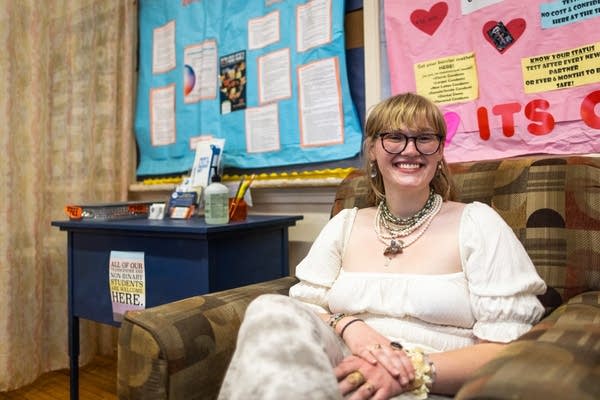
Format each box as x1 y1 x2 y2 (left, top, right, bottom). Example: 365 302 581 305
0 0 138 391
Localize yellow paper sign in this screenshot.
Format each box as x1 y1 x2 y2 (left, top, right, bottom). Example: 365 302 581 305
414 52 478 105
522 42 600 94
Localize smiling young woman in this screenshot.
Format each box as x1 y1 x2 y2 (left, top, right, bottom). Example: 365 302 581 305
217 93 546 400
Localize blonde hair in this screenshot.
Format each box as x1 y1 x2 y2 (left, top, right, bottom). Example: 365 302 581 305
363 93 455 204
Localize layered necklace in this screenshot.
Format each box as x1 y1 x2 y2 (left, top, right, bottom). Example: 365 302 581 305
374 189 442 266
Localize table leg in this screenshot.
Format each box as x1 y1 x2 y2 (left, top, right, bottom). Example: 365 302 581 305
69 315 80 400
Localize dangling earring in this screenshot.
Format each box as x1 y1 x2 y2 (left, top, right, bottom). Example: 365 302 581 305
370 161 378 178
436 162 442 176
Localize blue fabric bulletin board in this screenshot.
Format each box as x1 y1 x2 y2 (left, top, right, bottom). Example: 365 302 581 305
135 0 362 176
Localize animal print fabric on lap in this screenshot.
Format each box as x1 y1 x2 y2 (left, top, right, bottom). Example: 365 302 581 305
217 294 347 400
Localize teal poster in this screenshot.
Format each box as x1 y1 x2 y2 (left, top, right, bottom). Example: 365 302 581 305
135 0 362 176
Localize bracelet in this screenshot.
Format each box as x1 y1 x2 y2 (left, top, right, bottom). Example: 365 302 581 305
424 353 437 389
339 318 364 339
327 312 346 330
404 347 436 400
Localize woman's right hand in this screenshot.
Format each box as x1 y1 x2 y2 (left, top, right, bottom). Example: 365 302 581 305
335 355 406 400
338 318 415 387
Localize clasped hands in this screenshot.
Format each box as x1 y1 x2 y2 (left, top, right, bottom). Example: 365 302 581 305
335 332 415 399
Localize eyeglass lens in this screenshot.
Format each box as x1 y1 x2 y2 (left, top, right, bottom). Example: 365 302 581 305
380 133 441 155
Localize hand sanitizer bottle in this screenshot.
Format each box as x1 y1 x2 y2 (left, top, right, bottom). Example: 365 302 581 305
204 167 229 225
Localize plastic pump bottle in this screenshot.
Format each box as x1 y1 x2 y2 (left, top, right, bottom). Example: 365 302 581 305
204 168 229 225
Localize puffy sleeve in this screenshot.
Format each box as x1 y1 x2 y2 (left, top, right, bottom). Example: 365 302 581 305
460 202 547 343
288 208 356 314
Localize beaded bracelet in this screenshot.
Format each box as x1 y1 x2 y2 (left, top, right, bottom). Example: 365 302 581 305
327 312 346 330
404 347 436 400
424 353 437 389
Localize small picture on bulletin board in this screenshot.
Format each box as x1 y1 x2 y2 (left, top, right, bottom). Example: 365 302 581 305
219 50 247 114
486 21 514 53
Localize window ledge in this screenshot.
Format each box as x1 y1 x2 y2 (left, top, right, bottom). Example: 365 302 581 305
129 178 341 205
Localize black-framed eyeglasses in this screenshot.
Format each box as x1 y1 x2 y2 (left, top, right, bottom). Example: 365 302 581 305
377 132 443 155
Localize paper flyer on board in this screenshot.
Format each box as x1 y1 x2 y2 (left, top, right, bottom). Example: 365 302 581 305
219 50 247 114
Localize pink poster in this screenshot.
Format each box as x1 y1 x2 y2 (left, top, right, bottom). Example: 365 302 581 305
384 0 600 162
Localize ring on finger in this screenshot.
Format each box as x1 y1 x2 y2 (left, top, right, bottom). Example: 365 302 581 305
363 381 375 394
347 370 365 386
390 341 403 350
368 343 382 352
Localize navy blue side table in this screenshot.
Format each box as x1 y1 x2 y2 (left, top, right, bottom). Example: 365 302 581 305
52 214 302 400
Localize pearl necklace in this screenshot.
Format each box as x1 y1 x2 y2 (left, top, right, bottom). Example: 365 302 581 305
374 193 442 266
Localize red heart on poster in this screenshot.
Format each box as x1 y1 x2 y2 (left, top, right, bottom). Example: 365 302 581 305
482 19 526 53
410 2 448 36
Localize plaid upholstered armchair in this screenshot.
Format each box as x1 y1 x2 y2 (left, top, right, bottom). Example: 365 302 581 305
117 156 600 400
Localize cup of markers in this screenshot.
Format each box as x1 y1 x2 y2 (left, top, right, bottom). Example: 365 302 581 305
229 174 255 222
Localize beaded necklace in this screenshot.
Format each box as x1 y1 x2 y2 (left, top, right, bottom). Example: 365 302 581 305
379 189 437 237
374 191 442 266
380 189 437 227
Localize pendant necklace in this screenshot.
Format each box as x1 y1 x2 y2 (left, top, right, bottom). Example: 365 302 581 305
374 191 442 266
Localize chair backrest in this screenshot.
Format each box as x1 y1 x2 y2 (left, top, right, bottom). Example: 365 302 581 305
331 156 600 306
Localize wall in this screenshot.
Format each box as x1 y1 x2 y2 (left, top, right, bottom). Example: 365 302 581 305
249 185 337 274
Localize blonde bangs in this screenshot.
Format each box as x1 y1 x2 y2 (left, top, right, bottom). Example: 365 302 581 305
366 93 446 139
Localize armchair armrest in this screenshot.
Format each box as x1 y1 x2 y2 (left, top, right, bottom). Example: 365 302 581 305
456 290 600 400
117 276 298 400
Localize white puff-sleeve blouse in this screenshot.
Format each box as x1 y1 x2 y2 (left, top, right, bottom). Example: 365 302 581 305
289 202 547 352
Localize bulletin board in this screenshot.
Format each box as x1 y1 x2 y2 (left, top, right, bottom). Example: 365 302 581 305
383 0 600 163
135 0 363 177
